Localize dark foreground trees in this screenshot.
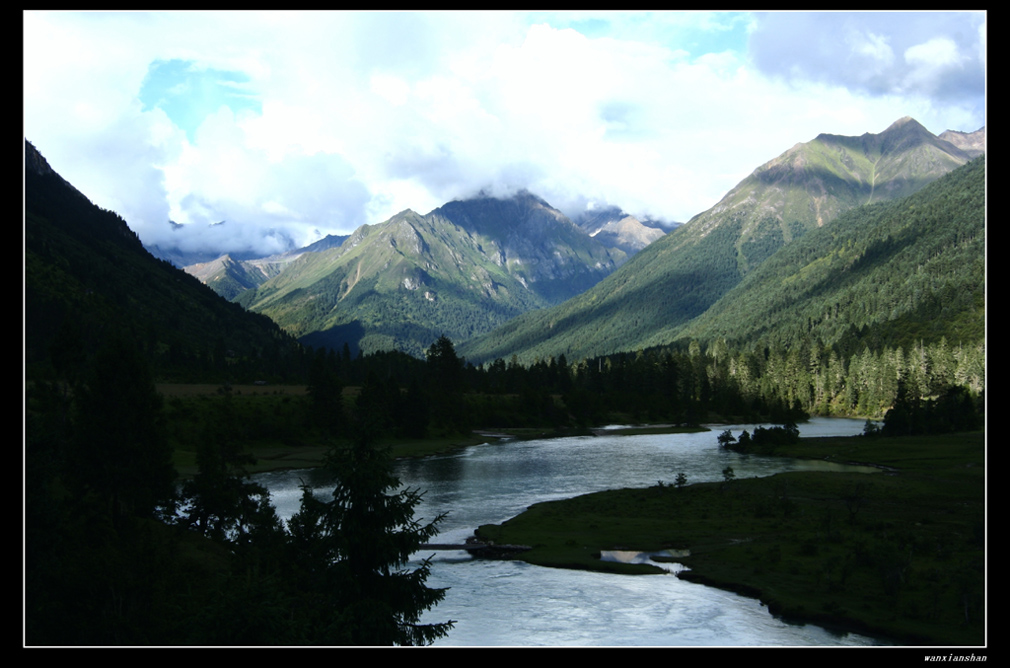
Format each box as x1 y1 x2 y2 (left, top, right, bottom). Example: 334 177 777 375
880 382 984 437
68 337 176 523
26 336 454 646
287 427 454 645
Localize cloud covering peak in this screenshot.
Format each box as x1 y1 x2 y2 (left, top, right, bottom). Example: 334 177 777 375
24 11 985 258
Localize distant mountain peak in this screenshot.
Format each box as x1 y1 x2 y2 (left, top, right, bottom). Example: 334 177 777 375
460 188 553 211
884 115 919 131
571 206 667 256
939 126 986 158
240 189 623 356
879 116 939 145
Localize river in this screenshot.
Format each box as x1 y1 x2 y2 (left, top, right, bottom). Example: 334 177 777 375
254 417 887 646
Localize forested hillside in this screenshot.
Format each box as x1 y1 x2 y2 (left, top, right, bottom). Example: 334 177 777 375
24 141 301 382
458 118 978 365
239 192 621 357
678 155 985 356
455 157 984 420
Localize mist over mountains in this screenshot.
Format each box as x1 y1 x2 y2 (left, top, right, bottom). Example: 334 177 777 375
25 140 299 380
229 191 632 357
27 114 984 370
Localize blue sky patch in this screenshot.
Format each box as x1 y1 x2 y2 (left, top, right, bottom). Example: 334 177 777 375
139 58 260 142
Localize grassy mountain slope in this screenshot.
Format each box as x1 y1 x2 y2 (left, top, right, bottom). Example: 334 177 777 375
458 118 977 365
240 193 620 357
677 155 985 355
25 140 298 380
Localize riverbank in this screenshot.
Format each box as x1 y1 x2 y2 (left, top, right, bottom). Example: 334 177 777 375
162 379 715 477
474 431 985 646
174 432 495 478
210 423 711 476
161 383 504 477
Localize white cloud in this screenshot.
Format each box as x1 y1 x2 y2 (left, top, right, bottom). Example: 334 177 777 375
847 31 895 79
903 37 968 94
370 74 412 106
24 11 985 259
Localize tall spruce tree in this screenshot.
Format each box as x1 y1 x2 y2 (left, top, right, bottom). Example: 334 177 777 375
68 336 176 523
425 335 466 433
308 347 345 438
286 417 454 645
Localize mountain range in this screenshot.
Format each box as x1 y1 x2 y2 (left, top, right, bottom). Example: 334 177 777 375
232 191 626 357
676 153 985 355
182 234 349 301
26 115 984 377
458 117 983 364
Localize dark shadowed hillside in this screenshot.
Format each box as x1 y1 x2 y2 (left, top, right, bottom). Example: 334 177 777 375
25 140 300 381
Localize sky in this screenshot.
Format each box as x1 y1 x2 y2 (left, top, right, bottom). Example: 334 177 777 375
24 10 986 260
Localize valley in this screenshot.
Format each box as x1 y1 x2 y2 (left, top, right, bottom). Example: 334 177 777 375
23 7 989 649
25 114 985 647
174 117 982 371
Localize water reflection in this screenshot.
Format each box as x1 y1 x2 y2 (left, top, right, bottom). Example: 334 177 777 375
598 549 690 574
255 417 885 646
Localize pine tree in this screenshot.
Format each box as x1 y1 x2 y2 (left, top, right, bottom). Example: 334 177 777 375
425 335 467 433
286 420 454 645
308 347 345 438
68 336 175 523
180 391 282 544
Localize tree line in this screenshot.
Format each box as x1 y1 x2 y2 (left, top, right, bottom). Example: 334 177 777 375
301 333 984 437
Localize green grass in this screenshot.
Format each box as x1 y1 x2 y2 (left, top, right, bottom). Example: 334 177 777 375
476 431 985 645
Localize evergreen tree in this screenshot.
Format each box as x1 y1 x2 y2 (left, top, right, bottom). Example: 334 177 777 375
882 380 918 436
426 335 463 394
286 421 454 645
398 378 430 439
425 336 467 433
180 391 283 544
68 336 175 523
308 347 345 438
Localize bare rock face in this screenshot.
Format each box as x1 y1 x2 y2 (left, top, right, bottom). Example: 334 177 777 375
571 205 669 257
939 126 986 158
591 215 665 256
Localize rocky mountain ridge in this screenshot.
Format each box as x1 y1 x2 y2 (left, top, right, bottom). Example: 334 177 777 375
939 126 986 157
458 117 983 364
236 191 627 356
